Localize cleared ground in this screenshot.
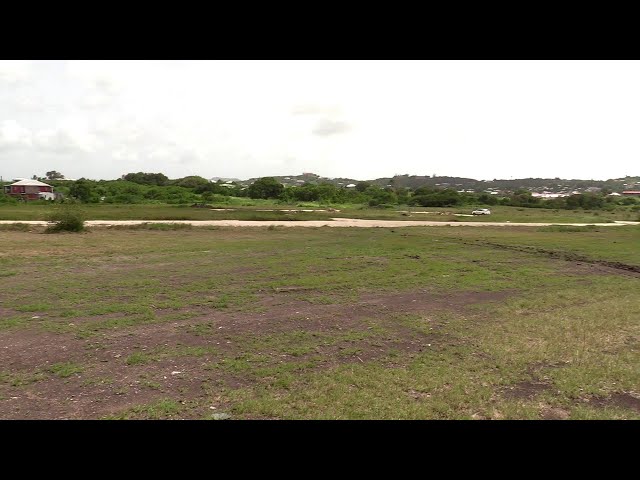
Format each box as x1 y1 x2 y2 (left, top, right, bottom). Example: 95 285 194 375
1 219 639 228
0 225 638 419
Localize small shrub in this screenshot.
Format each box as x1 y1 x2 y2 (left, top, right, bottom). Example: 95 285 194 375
0 193 18 204
45 203 85 233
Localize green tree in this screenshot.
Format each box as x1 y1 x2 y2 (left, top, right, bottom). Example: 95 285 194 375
46 171 65 180
409 189 461 207
364 185 398 206
247 177 284 199
69 180 95 203
355 182 371 193
477 193 498 206
122 172 169 186
172 176 210 189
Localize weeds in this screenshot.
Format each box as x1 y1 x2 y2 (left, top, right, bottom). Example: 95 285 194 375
48 362 84 378
45 203 85 233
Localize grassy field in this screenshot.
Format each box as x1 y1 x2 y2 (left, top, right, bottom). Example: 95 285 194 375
1 202 638 223
0 225 638 419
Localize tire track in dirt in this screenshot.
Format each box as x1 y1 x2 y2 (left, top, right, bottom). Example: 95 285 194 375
464 240 640 277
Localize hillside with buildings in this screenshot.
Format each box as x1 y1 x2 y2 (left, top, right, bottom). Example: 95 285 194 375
240 173 640 196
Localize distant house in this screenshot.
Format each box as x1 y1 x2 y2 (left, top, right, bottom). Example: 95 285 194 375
532 192 567 199
622 190 640 196
4 179 54 200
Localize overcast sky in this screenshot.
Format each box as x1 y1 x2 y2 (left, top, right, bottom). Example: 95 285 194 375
1 60 639 181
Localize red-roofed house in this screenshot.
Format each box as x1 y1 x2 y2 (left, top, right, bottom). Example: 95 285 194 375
622 190 640 196
4 179 54 200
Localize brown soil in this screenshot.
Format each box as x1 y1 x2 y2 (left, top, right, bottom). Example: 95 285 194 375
0 307 19 318
587 392 640 414
501 381 552 400
0 288 511 419
540 406 571 420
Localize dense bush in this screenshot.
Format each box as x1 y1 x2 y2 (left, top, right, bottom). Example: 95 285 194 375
45 203 86 233
122 172 169 186
408 189 462 207
171 176 210 189
27 172 638 213
0 192 18 204
247 177 284 199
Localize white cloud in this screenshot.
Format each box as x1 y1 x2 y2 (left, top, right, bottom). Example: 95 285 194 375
79 93 113 109
0 61 32 85
14 96 46 112
0 120 32 151
33 130 84 154
292 104 342 116
32 120 101 155
312 118 351 137
112 148 140 162
2 60 640 180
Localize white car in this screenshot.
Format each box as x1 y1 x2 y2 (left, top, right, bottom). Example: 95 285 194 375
472 208 491 215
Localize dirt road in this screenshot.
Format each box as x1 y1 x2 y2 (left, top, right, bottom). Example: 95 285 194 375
1 219 638 228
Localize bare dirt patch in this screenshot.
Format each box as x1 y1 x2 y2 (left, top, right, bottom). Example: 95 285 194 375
540 405 571 420
356 289 513 314
0 307 19 318
587 392 640 413
0 329 88 370
526 360 570 374
569 263 640 279
0 287 516 419
501 381 552 400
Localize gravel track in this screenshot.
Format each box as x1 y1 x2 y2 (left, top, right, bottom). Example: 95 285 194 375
1 219 639 228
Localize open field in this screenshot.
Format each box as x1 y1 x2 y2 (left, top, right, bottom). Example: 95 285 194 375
1 203 639 223
0 225 639 419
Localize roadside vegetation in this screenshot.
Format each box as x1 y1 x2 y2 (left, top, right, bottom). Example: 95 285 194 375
44 203 86 233
0 203 637 224
1 172 639 223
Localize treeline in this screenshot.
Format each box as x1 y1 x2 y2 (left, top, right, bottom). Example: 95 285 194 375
1 172 638 210
371 174 640 193
497 190 639 210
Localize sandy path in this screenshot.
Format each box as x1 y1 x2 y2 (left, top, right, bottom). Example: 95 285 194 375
1 219 638 228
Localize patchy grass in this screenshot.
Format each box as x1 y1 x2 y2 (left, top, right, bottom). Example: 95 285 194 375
105 398 184 420
0 225 638 419
48 362 84 378
0 223 32 231
0 370 47 387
